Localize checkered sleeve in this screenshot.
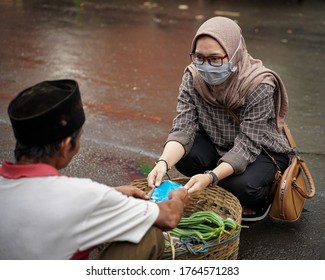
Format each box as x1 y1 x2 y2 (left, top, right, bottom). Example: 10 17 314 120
165 71 198 155
219 84 289 173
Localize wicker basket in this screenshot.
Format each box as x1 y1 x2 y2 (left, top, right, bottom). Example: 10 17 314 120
132 177 242 260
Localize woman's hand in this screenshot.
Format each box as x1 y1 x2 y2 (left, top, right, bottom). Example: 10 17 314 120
183 173 211 194
147 141 185 188
147 161 168 188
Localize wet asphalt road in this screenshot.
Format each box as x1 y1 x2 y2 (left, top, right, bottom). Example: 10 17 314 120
0 0 324 260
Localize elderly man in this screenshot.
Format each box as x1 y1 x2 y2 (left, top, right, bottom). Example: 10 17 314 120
0 79 189 260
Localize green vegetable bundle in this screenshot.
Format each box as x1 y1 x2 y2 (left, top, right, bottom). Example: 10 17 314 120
170 210 244 241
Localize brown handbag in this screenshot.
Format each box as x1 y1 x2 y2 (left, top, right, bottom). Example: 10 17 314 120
268 124 316 221
227 110 316 222
269 154 315 221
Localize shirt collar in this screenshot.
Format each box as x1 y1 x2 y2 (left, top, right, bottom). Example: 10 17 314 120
0 160 61 179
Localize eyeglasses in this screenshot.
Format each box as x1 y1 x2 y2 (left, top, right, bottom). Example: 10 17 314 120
189 53 227 67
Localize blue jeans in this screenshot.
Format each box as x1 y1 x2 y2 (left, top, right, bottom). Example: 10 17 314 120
175 132 289 209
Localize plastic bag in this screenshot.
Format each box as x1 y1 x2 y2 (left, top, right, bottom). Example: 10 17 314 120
149 180 184 202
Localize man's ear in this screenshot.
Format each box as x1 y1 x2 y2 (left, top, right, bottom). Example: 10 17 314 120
59 136 72 158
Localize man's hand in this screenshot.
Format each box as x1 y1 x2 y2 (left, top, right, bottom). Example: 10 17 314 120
168 188 190 208
115 185 148 200
154 188 190 231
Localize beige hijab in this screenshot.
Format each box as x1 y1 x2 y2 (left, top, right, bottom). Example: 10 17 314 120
187 17 288 131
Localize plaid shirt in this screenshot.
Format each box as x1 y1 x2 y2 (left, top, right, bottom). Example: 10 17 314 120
166 71 293 174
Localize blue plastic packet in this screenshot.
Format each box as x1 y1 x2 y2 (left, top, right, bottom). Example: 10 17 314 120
149 180 183 202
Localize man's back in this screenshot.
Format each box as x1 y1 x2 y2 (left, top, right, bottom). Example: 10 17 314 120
0 161 159 259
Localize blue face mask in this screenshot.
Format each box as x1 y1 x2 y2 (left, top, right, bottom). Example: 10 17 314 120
195 38 241 85
196 62 237 85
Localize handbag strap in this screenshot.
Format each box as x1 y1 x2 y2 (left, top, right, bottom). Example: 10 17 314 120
283 123 297 149
226 109 281 171
294 156 316 198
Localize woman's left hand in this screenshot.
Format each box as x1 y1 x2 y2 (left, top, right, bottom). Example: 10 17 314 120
183 174 211 194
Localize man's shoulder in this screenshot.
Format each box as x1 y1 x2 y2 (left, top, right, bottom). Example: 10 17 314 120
55 175 113 193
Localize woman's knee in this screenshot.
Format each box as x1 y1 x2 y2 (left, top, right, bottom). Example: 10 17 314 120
220 177 269 207
175 150 201 176
175 132 220 176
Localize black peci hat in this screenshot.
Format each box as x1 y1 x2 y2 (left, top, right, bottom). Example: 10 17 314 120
8 79 85 146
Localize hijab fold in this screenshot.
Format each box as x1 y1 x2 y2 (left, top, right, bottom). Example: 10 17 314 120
187 17 288 131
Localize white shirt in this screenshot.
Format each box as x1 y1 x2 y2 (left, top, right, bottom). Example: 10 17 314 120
0 161 159 259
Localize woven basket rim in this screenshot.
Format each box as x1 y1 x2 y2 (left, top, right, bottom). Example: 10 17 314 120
131 176 242 260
